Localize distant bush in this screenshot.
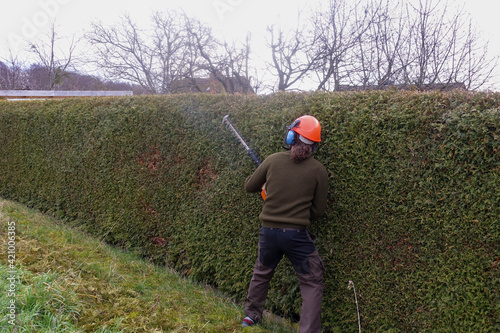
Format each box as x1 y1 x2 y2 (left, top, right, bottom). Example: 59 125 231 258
0 91 498 332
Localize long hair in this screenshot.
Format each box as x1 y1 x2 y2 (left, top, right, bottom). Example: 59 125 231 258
290 139 314 163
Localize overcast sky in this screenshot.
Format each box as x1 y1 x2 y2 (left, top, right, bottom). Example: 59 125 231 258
1 0 499 91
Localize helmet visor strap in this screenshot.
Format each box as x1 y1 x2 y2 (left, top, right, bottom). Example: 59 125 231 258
288 119 300 130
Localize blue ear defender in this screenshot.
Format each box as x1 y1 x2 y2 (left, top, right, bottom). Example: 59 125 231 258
286 130 296 145
285 119 301 146
282 119 301 150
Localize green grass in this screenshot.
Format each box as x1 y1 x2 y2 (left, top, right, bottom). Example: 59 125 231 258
0 199 297 332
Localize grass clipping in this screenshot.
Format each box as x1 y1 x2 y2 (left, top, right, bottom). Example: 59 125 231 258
0 199 295 332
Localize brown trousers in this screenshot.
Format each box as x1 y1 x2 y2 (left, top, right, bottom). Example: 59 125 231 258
244 227 325 333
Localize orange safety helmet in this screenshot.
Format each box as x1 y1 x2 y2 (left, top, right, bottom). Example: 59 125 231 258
294 115 321 142
286 115 321 146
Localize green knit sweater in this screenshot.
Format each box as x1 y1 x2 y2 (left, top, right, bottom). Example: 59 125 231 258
245 151 329 229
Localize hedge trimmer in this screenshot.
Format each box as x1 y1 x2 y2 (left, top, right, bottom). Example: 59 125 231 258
222 115 267 200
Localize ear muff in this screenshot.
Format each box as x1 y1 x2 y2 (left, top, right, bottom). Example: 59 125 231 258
286 130 296 145
285 119 300 146
282 118 302 150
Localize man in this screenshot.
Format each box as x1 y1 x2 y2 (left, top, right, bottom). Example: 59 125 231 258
242 115 329 333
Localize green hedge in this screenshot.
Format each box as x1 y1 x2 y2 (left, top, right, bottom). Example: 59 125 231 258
0 91 498 332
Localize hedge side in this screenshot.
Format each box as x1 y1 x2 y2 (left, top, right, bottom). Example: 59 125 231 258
0 91 498 332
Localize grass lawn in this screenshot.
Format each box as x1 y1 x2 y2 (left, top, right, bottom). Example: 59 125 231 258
0 199 297 332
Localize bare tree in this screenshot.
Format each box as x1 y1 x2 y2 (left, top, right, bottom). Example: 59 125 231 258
87 14 162 94
457 22 498 90
310 0 377 91
182 13 223 92
0 61 8 89
0 50 25 89
405 0 458 89
222 34 254 93
29 22 77 90
403 0 497 90
353 0 408 88
183 13 254 93
151 11 190 94
266 18 319 92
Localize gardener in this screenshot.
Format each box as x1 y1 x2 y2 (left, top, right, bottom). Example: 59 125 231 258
242 115 329 333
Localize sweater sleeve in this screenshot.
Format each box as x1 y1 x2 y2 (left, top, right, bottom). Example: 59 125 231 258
244 159 268 193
